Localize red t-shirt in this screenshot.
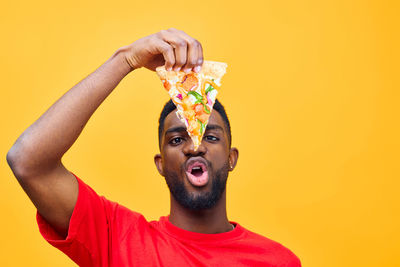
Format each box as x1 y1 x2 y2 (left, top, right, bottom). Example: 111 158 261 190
36 174 301 266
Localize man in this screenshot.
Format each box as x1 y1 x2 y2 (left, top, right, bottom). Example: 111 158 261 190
7 28 301 266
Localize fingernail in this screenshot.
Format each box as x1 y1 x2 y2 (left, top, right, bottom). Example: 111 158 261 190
167 66 172 71
194 66 201 73
174 67 181 72
183 68 191 73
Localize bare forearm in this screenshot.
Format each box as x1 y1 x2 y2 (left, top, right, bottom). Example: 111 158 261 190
6 30 204 239
8 47 132 175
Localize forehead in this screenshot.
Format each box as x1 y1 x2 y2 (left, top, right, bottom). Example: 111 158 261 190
163 109 226 135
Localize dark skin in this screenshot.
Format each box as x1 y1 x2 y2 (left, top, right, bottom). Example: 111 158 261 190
155 111 238 234
7 28 236 238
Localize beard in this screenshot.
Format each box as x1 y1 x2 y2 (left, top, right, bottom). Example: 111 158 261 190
164 161 229 211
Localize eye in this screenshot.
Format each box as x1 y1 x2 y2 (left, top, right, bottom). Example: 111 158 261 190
169 137 184 145
204 135 219 142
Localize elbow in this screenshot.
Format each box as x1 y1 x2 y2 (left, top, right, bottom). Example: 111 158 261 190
7 145 28 180
6 146 18 172
6 144 40 180
7 143 60 180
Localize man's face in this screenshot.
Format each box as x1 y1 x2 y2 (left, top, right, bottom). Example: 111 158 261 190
154 110 238 210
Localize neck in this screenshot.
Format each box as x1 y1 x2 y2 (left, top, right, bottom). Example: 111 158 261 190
168 190 232 234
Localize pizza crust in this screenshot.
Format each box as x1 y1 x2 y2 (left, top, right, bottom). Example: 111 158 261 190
156 61 227 81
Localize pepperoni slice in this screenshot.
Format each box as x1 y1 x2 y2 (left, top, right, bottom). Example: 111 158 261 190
181 74 198 91
194 104 203 114
197 113 208 124
163 80 171 91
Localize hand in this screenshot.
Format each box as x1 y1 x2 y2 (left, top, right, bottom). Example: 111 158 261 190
122 28 204 72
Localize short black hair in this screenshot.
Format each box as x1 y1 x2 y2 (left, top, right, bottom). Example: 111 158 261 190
158 99 232 149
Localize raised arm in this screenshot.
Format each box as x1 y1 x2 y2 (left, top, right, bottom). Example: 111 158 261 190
6 28 203 238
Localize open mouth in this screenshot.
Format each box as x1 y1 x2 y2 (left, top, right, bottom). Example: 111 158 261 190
190 165 205 176
185 158 209 187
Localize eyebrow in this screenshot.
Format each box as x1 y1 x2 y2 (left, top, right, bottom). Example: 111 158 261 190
164 124 224 136
205 124 224 132
165 126 187 135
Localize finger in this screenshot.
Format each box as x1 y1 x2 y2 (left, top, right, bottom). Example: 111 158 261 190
172 39 187 72
183 38 200 72
195 41 204 73
170 29 204 73
159 29 187 72
153 38 175 71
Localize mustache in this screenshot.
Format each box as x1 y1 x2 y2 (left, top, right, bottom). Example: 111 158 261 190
182 157 212 170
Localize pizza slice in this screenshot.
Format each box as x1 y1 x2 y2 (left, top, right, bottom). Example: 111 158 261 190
156 61 227 150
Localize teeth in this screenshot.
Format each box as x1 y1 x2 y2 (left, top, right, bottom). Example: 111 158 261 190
193 166 201 171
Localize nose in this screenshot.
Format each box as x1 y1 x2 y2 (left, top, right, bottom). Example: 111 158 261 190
183 138 207 156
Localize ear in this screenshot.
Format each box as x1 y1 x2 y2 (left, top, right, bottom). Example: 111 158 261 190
154 154 164 176
228 147 239 171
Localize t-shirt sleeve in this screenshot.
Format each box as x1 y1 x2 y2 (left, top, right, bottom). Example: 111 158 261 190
36 173 142 266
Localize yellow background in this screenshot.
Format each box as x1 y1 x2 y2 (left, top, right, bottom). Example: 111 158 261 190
1 0 399 266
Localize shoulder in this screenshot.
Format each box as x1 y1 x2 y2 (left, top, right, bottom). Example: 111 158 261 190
74 177 150 238
240 226 301 266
